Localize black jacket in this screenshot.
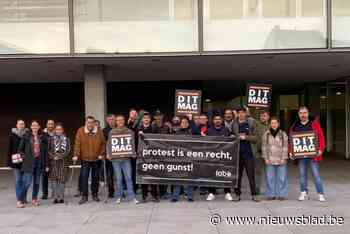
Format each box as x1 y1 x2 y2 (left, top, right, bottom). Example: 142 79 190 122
152 123 171 134
103 125 113 141
18 133 48 173
207 125 231 137
139 124 153 134
7 128 28 169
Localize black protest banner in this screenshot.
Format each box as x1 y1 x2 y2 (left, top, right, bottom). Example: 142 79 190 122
109 133 136 159
291 131 319 159
247 84 272 108
174 89 202 115
136 134 239 188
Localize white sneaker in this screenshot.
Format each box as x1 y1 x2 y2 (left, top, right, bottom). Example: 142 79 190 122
206 193 215 201
319 194 326 202
225 193 233 201
134 199 140 204
116 198 121 204
298 191 308 201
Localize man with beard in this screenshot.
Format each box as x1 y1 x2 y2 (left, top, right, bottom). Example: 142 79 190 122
206 113 233 201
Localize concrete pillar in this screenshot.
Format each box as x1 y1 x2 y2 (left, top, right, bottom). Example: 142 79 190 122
84 65 106 128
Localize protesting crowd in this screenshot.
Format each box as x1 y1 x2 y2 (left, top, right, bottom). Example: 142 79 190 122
7 105 326 208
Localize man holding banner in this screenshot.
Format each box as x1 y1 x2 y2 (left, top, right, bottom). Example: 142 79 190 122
206 113 233 202
106 115 139 204
289 106 326 202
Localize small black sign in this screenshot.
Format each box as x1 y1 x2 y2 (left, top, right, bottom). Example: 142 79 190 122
109 133 135 159
247 84 272 108
291 131 319 159
175 89 202 115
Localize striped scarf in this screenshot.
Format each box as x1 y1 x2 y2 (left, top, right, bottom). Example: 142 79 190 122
53 135 68 154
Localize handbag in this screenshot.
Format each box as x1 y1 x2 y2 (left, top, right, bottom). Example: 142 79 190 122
11 153 23 164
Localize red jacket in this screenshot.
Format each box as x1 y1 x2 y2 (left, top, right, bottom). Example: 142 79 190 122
289 120 325 162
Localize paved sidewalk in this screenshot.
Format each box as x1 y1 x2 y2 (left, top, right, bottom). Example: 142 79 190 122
0 158 349 234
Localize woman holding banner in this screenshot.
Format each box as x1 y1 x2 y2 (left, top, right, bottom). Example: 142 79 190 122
171 116 194 202
262 117 289 201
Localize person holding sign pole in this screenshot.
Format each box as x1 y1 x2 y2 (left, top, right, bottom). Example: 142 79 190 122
206 113 233 201
289 106 326 202
232 108 260 202
107 115 139 205
262 117 289 201
171 117 194 202
73 116 106 205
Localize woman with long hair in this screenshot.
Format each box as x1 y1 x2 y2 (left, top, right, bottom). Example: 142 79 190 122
18 120 48 207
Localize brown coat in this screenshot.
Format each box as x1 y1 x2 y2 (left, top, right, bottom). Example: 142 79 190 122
73 126 106 161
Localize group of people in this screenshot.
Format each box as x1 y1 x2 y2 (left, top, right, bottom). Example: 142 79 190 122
6 105 326 208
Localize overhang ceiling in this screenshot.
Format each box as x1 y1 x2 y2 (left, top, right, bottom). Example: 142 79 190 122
0 52 349 89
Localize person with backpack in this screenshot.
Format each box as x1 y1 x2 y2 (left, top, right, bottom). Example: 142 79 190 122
262 117 289 200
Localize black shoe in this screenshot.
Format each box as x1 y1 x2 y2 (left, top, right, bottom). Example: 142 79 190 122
170 198 178 203
59 199 64 203
53 199 59 204
79 197 88 205
266 197 276 201
188 198 194 202
42 195 48 200
92 196 100 202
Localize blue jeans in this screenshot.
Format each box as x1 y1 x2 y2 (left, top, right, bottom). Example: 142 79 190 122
13 169 30 202
298 158 324 194
21 172 33 202
32 159 42 200
265 164 288 198
13 169 23 202
112 159 135 200
172 185 194 201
